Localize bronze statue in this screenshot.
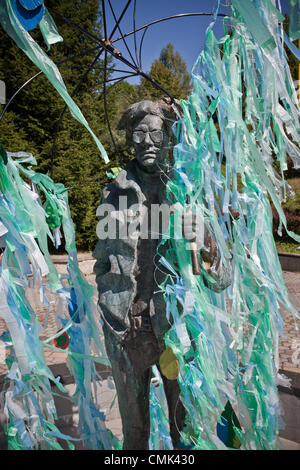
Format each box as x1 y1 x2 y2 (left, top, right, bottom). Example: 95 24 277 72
93 98 231 450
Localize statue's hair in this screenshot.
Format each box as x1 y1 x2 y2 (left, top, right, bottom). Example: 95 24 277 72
117 97 181 145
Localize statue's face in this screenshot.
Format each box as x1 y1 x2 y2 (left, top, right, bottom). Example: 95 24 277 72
132 114 168 172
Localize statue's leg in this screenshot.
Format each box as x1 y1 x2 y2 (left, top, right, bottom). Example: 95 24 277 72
157 364 186 447
102 324 152 450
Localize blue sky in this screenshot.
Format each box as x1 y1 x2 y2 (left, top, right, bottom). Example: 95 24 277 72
104 0 290 85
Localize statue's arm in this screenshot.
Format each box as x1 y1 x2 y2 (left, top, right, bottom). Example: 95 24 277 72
93 239 111 286
92 191 112 285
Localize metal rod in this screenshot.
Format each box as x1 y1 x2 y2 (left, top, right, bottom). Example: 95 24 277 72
47 8 226 102
79 71 142 90
66 176 104 191
298 38 300 107
102 48 118 154
105 73 140 83
77 72 139 96
107 0 138 67
139 25 148 70
101 0 108 40
58 64 134 75
48 7 102 45
0 72 42 122
108 0 132 40
1 10 229 129
133 0 139 67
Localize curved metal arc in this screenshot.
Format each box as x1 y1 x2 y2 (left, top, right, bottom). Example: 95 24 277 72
41 10 227 105
0 71 42 122
58 65 135 75
48 7 102 45
102 48 118 155
138 25 149 70
111 12 227 44
0 6 230 175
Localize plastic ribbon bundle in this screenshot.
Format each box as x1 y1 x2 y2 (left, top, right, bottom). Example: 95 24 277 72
0 149 119 450
149 365 173 450
156 0 300 450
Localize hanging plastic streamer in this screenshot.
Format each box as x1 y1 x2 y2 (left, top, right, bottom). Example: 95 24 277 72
149 366 173 450
0 150 120 450
288 0 300 41
155 0 300 450
0 0 109 163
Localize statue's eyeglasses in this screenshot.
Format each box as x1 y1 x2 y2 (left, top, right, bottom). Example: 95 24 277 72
132 130 164 144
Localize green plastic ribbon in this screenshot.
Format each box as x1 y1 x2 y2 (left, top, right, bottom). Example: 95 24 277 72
288 0 300 40
39 7 63 50
231 0 276 52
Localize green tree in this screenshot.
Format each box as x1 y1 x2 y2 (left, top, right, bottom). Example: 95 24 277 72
159 43 191 96
140 43 191 100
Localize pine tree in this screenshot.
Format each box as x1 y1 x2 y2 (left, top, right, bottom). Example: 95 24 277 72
159 43 191 97
139 43 191 101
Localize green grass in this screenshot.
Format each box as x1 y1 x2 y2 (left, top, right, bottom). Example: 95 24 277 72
276 241 300 254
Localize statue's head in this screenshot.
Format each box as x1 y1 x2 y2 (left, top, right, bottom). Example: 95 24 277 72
117 97 179 173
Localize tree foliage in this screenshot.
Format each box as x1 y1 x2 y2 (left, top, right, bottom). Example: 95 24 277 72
159 43 191 96
140 43 191 101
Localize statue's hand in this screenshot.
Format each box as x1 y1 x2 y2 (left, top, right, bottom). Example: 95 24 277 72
182 210 195 242
182 210 205 275
183 212 217 270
